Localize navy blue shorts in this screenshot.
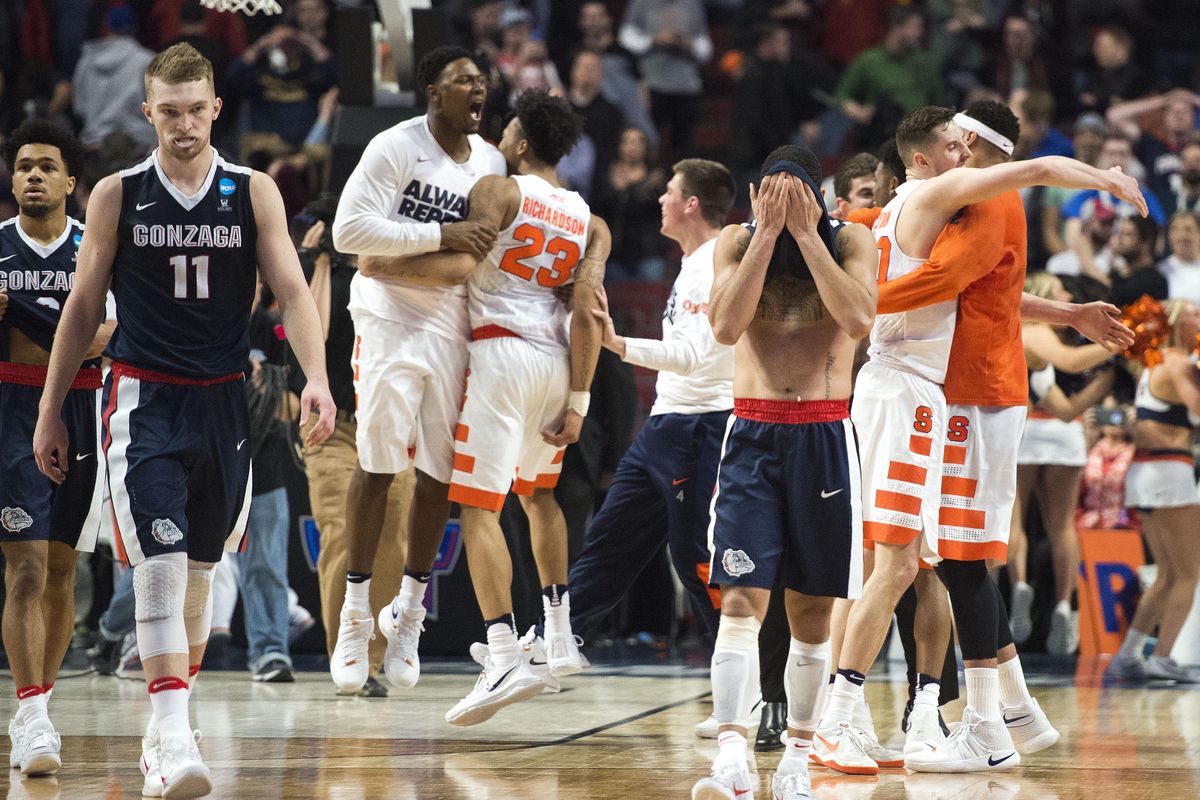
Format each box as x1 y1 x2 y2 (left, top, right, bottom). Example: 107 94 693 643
101 362 252 566
0 364 104 551
708 399 863 598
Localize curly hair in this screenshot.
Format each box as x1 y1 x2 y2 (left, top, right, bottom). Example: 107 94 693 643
2 120 85 178
962 100 1021 153
513 90 583 166
416 45 483 90
761 144 822 183
876 137 906 184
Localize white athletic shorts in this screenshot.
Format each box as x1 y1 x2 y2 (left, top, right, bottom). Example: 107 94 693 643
1125 451 1198 509
852 361 945 561
938 404 1026 562
447 334 569 512
1017 415 1087 467
349 307 468 481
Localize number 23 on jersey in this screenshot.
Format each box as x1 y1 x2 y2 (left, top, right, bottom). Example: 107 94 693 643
498 222 579 288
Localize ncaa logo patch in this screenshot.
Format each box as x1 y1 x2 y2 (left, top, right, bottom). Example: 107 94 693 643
1 507 33 533
722 549 755 578
73 233 82 247
151 518 183 546
218 178 237 196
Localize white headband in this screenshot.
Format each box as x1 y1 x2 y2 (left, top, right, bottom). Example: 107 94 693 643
953 112 1014 155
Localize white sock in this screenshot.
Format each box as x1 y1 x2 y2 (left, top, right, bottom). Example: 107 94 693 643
998 657 1033 708
852 694 876 738
965 667 1001 721
914 680 940 710
717 730 747 761
398 575 427 614
344 578 371 615
149 687 190 738
16 693 48 725
543 590 571 638
780 736 812 767
1118 628 1148 659
784 639 831 731
487 622 520 667
820 674 863 729
1054 599 1071 617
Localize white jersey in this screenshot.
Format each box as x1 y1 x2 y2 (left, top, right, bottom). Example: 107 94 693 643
470 174 590 352
867 179 958 384
334 114 506 341
622 237 734 416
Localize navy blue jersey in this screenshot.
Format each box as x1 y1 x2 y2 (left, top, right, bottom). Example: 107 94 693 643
0 216 98 367
105 150 258 379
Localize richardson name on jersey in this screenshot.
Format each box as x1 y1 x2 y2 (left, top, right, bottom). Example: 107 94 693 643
398 180 467 223
520 196 586 235
0 270 76 292
132 223 244 248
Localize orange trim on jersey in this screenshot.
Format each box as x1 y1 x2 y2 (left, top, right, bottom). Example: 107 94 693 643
472 325 521 341
453 452 476 474
887 461 927 485
864 521 921 545
695 562 722 609
937 539 1008 562
909 434 933 456
875 490 922 516
455 424 470 443
551 449 565 465
940 476 978 498
943 445 968 465
448 483 506 512
733 398 849 424
939 507 985 529
847 207 882 227
513 473 560 495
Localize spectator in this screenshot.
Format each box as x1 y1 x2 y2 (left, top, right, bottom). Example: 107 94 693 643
1160 211 1200 306
1108 89 1200 205
1076 403 1134 530
928 0 988 100
1109 216 1167 308
289 0 331 48
1046 205 1116 282
1162 139 1200 218
495 5 563 105
142 0 247 58
1073 25 1144 114
227 23 337 146
557 133 598 201
730 24 799 181
462 0 504 61
987 13 1049 99
578 0 657 146
1037 112 1107 258
1061 132 1167 231
829 152 877 221
619 0 712 159
71 4 157 150
592 127 667 281
1017 90 1072 159
567 49 625 195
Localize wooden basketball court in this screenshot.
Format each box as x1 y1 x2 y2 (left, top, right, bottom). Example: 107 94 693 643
4 657 1198 799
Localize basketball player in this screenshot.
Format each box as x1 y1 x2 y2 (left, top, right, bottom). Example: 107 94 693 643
814 103 1144 775
329 45 506 694
691 144 877 800
357 89 610 724
33 43 335 799
1 121 110 777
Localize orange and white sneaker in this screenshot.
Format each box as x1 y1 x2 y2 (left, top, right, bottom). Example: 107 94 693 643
811 722 879 775
692 751 756 800
329 610 374 693
378 600 424 689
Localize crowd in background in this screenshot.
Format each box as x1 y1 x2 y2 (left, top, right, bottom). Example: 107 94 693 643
3 0 1200 667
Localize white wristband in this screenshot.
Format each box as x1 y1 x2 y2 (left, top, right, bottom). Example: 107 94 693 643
569 391 591 417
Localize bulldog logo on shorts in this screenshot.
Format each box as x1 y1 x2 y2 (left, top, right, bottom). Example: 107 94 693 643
722 549 755 578
151 518 183 546
1 507 33 533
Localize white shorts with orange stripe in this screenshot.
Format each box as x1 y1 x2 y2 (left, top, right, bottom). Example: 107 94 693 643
1125 450 1197 509
1017 415 1087 467
852 361 945 561
937 404 1026 562
447 332 569 512
349 307 468 482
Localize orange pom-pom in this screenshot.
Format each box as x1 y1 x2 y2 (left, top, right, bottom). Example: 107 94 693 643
1120 294 1168 368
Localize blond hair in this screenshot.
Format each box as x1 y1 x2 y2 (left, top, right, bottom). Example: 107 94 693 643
1166 298 1196 350
1024 271 1060 300
144 43 214 99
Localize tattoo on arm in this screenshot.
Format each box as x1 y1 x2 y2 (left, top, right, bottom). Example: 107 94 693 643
577 257 605 290
824 353 834 399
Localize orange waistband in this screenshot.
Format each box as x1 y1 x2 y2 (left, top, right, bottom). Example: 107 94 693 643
733 398 849 424
0 361 102 390
1133 448 1193 465
111 361 243 386
1027 409 1081 422
472 325 520 342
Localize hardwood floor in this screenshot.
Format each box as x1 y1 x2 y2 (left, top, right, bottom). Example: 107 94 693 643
4 659 1199 799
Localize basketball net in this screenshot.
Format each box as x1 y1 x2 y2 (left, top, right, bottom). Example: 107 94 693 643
198 0 282 15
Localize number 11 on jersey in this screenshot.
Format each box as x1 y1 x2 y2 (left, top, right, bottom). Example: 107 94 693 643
169 254 210 300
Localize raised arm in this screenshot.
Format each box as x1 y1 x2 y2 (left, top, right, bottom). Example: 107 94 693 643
251 171 335 447
1020 293 1134 352
708 175 788 345
33 175 120 483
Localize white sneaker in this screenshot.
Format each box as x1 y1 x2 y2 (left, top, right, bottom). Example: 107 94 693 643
1046 604 1079 656
469 628 563 693
445 655 545 726
9 718 26 770
157 730 212 799
1144 655 1200 683
545 630 588 677
329 611 374 693
695 698 763 739
19 723 61 776
1002 697 1059 754
812 721 878 775
378 601 424 689
692 753 755 800
905 707 1021 772
904 703 946 756
141 731 163 797
771 758 812 800
1105 653 1146 681
860 729 904 769
1009 582 1034 644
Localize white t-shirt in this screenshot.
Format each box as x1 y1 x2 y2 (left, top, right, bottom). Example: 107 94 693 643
333 114 506 341
622 237 734 416
1160 255 1200 306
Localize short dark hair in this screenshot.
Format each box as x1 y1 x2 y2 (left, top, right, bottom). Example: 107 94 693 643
963 99 1021 153
896 105 956 167
1103 130 1133 149
1020 90 1054 125
887 5 923 30
2 119 85 178
761 144 822 184
513 90 583 166
877 137 906 183
673 158 735 228
834 153 879 201
416 45 482 91
1122 214 1159 247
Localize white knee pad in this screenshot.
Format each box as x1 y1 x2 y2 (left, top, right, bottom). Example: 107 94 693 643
711 615 762 728
133 553 189 659
785 638 831 731
183 564 216 647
